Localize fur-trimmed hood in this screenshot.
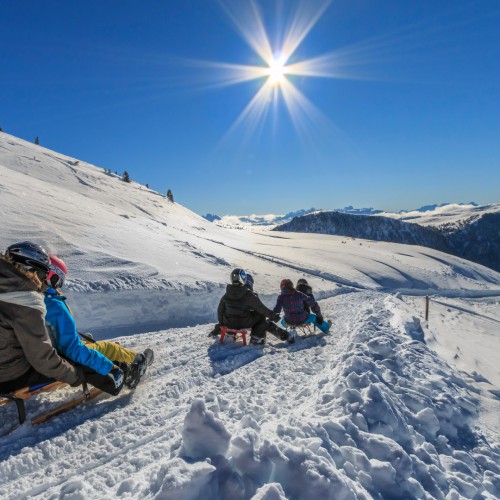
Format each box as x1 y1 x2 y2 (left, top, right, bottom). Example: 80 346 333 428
0 254 42 293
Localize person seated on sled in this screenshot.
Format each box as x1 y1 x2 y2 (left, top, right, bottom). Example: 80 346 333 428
296 278 328 316
217 268 280 345
296 278 314 301
44 254 154 390
0 242 85 394
273 278 331 333
245 273 289 341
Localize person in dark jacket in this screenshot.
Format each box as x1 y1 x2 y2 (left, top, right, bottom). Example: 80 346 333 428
274 278 331 333
217 268 280 344
296 278 313 298
0 242 83 393
0 242 124 396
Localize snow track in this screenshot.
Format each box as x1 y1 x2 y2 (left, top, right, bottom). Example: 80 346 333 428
1 292 499 499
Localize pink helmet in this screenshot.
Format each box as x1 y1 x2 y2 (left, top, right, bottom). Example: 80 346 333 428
47 254 68 289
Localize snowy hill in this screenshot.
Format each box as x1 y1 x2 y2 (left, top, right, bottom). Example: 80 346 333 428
275 207 500 273
2 131 498 336
275 211 453 252
1 131 500 498
203 204 494 229
380 203 498 227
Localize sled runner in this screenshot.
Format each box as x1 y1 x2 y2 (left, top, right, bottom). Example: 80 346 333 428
0 381 102 431
283 322 320 343
219 326 248 346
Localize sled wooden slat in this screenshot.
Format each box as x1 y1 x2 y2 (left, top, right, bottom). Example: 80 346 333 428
31 388 102 425
0 381 65 406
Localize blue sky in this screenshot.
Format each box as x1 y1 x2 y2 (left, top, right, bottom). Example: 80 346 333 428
1 1 499 215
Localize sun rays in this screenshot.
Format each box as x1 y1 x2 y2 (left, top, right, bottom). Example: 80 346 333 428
187 0 341 144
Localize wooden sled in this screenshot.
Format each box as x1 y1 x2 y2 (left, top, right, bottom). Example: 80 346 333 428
1 381 102 431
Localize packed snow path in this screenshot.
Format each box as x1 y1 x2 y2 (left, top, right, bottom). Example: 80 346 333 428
1 292 499 499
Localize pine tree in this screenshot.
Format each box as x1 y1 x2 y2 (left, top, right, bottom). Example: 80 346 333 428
167 189 174 202
122 171 131 183
34 136 39 145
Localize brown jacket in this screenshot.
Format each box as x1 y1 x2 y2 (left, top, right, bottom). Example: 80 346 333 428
0 255 79 386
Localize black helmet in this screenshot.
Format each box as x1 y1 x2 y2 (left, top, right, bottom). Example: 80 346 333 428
297 278 309 287
230 268 247 285
6 241 50 279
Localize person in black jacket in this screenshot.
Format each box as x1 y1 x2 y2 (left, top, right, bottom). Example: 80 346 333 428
217 268 280 344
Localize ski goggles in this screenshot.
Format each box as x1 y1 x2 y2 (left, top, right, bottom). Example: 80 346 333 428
48 264 66 289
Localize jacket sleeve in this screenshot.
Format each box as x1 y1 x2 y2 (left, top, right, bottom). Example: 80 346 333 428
305 294 321 316
273 295 282 314
45 298 113 376
217 297 225 324
247 291 274 317
12 300 80 386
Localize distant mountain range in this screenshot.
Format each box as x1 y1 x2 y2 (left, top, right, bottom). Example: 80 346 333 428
274 205 500 273
202 206 384 227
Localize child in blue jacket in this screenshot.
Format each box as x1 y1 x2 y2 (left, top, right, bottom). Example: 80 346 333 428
44 254 153 390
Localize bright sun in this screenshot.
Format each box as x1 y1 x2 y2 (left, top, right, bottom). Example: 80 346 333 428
267 56 287 86
190 0 345 140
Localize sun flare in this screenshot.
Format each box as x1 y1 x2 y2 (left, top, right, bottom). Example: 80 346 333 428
266 55 287 86
189 0 347 141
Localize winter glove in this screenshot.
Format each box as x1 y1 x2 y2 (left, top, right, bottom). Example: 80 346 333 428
106 367 125 396
316 315 324 325
70 366 86 387
269 312 281 322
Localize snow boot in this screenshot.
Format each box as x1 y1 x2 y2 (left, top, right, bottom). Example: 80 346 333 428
125 348 154 389
208 324 221 338
287 329 297 344
250 336 265 345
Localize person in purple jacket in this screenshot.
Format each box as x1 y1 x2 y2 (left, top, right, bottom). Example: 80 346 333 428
273 279 331 333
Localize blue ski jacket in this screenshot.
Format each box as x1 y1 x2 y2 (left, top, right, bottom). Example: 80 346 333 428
44 289 113 376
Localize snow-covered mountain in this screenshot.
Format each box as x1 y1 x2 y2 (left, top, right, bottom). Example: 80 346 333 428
203 203 491 229
275 211 452 251
380 202 498 227
204 207 388 227
204 208 322 227
275 206 500 273
1 131 500 498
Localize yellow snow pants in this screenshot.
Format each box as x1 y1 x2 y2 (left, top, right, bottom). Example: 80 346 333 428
83 340 137 363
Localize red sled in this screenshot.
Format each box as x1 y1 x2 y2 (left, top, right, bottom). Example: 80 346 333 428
220 326 248 346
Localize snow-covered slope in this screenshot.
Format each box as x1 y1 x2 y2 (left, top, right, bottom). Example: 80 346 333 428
1 292 499 499
1 132 500 498
275 207 500 273
1 131 499 337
